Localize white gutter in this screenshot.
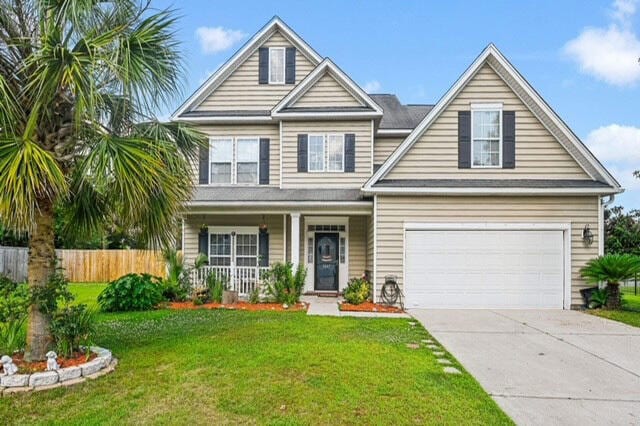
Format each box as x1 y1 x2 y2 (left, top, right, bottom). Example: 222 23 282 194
599 194 616 256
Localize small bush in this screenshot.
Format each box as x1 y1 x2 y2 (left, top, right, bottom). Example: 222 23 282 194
161 249 190 302
248 286 261 304
343 277 371 305
588 288 609 309
98 273 163 312
263 262 307 305
0 276 29 353
206 273 228 303
50 304 95 357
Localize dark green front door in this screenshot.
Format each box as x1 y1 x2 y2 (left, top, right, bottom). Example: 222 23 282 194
315 233 339 291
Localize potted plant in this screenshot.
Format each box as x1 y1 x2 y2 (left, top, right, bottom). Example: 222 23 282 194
581 254 640 309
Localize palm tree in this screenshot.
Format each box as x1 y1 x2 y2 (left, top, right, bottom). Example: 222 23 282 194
0 0 204 360
581 254 640 309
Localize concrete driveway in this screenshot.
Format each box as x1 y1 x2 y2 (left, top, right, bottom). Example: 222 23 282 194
410 309 640 425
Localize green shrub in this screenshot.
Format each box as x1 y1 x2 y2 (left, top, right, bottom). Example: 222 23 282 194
50 304 95 357
588 288 609 309
0 276 29 353
263 262 307 305
98 273 163 312
248 286 260 304
581 254 640 308
161 249 190 302
206 273 227 303
343 277 371 305
30 269 73 315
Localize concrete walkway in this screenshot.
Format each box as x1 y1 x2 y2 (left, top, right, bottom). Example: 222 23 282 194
303 296 409 318
410 309 640 425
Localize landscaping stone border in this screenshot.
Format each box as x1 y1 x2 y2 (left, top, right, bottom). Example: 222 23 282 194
0 346 116 396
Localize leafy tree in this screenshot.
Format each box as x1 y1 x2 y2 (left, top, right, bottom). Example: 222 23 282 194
0 0 203 360
605 206 640 255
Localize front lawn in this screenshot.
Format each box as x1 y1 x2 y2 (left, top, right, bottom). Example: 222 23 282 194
1 291 511 425
69 283 106 309
590 287 640 328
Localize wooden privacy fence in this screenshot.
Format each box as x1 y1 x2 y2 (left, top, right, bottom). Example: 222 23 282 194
0 247 167 283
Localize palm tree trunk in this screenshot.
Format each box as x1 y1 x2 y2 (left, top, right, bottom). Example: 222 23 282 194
606 282 621 310
24 199 56 361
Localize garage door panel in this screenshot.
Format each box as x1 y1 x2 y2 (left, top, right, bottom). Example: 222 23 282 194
405 229 564 309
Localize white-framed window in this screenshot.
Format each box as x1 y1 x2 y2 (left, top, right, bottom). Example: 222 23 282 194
209 138 233 184
209 227 259 267
269 47 285 84
235 233 258 267
307 134 344 172
209 137 260 184
209 233 232 266
471 106 502 168
236 138 259 184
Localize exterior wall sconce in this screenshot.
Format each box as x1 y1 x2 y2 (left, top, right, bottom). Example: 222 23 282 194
582 225 594 246
259 215 268 233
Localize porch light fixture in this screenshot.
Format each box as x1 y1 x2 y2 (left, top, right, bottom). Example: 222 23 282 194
259 215 268 233
582 225 594 246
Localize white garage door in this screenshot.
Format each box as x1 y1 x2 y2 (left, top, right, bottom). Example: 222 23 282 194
404 228 565 309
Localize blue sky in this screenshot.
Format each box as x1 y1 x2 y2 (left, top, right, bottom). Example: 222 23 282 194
156 0 640 210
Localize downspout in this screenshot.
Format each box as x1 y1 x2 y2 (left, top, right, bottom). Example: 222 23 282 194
599 195 615 256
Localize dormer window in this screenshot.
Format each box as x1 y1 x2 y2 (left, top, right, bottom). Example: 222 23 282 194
269 47 285 84
471 104 502 168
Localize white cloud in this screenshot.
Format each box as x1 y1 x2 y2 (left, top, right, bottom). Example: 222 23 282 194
585 124 640 193
564 0 640 86
196 26 246 55
363 80 382 93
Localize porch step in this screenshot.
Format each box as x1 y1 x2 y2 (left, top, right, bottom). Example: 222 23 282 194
314 292 340 298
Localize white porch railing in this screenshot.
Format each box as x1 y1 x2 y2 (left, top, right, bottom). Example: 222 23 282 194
190 265 270 296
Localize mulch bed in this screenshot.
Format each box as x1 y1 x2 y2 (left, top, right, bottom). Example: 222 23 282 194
339 301 404 313
169 301 308 312
9 351 97 374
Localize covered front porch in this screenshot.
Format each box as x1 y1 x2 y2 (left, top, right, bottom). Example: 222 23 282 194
183 209 372 296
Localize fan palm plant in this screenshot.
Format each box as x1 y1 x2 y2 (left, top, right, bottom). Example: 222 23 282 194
0 0 204 360
581 254 640 309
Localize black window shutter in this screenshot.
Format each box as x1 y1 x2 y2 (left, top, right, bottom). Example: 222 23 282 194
458 111 471 169
259 231 269 267
502 111 516 169
344 133 356 172
259 138 270 184
258 47 269 84
199 143 209 184
297 134 308 172
198 228 208 257
285 47 296 84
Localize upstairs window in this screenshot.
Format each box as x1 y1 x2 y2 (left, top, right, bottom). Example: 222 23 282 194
209 137 260 184
236 138 259 183
471 107 502 168
308 134 344 172
210 138 233 183
269 47 285 84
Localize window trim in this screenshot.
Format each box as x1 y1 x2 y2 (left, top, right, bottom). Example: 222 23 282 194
208 137 233 184
208 136 261 185
268 47 286 85
471 106 502 169
208 226 259 267
306 133 345 173
235 137 260 185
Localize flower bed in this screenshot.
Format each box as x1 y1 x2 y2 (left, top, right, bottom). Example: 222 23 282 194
0 346 116 395
12 351 97 374
339 301 404 313
169 301 308 312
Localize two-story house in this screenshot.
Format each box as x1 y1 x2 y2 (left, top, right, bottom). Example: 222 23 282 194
172 17 622 309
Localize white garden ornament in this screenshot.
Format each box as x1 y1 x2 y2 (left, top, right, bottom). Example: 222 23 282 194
46 351 59 371
1 354 18 376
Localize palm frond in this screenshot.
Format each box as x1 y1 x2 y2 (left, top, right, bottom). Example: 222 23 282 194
581 254 640 284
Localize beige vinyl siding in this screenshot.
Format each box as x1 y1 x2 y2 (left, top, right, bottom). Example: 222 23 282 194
183 215 284 266
348 216 368 280
194 124 280 186
385 64 590 180
293 73 363 108
374 196 599 307
195 31 315 111
374 136 404 165
281 120 373 187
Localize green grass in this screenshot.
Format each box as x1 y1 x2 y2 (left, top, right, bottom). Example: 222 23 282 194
1 287 511 425
69 283 107 309
590 287 640 328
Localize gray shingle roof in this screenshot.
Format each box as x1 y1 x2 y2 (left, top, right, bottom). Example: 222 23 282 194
192 186 370 202
374 179 611 188
369 94 433 129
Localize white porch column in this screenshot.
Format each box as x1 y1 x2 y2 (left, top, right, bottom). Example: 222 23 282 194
290 212 301 270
